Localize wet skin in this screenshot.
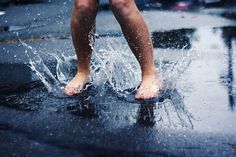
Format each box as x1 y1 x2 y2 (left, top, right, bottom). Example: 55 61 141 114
64 0 162 99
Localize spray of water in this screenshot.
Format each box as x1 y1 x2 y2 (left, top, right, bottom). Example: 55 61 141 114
90 36 141 91
19 31 195 128
19 31 142 95
20 41 61 93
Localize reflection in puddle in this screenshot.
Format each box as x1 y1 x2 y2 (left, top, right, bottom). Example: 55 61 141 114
221 27 236 110
152 28 195 49
137 104 156 127
67 84 99 119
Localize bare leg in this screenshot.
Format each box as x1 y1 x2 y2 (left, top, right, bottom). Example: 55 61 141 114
110 0 162 99
65 0 98 95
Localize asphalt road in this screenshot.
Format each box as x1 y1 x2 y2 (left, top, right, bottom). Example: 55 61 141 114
0 1 236 157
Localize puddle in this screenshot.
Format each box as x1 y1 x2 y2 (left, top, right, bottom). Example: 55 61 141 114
0 27 197 129
0 26 236 157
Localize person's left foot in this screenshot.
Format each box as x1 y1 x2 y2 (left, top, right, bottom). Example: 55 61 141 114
135 73 163 100
64 71 89 96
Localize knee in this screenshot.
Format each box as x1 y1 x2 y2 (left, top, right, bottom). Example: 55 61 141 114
109 0 133 17
73 0 96 15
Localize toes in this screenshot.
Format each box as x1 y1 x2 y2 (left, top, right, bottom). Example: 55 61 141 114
135 94 140 99
145 94 152 100
135 90 141 98
135 84 161 100
135 91 157 100
135 91 145 100
64 90 73 96
64 86 82 96
64 87 71 95
64 88 74 96
149 93 153 98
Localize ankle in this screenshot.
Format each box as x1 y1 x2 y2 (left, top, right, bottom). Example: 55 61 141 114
77 65 90 74
141 66 158 77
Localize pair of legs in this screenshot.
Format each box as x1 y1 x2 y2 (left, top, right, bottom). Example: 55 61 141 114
65 0 162 99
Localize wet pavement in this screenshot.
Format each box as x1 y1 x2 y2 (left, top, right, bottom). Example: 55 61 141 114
0 0 236 157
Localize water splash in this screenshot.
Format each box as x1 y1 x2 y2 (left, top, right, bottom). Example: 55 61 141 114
18 32 195 129
90 36 141 91
157 89 194 128
21 42 59 90
159 49 194 91
19 31 141 95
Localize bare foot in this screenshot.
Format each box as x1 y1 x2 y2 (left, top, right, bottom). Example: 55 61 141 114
64 71 89 96
135 73 163 100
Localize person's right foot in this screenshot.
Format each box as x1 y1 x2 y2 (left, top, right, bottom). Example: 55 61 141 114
135 70 163 100
64 71 89 96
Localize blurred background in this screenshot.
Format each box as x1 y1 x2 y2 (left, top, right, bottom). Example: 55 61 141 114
0 0 236 10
